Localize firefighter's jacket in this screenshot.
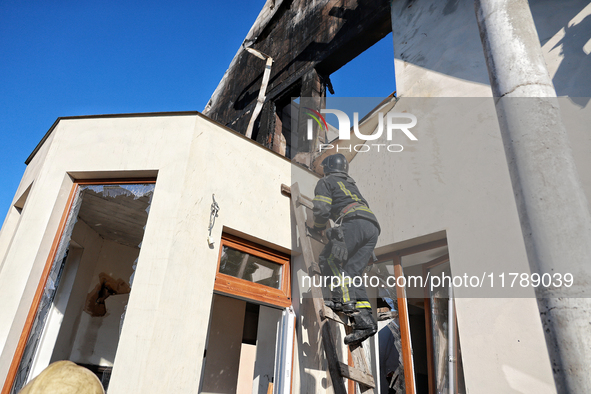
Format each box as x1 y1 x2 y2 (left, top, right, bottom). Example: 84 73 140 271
313 173 380 233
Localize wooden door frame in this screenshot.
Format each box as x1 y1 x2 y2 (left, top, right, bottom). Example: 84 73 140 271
375 238 448 394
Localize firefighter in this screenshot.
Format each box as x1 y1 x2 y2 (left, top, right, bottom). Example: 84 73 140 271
311 153 380 345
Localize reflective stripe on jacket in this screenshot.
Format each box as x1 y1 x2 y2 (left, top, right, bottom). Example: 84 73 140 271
312 173 380 233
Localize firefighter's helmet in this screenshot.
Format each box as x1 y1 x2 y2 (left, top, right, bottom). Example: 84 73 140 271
322 153 349 175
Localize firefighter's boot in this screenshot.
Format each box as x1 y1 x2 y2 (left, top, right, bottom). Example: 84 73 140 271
344 309 378 345
342 301 357 315
324 289 344 313
324 299 343 312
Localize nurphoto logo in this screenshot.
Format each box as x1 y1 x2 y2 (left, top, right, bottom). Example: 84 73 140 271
305 108 418 153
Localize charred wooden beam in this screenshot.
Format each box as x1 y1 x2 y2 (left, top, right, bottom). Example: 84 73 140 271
204 0 392 158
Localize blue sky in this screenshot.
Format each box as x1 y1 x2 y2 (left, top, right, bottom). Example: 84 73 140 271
0 1 395 222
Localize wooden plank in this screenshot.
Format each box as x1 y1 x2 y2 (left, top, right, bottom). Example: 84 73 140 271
346 327 375 394
338 362 375 388
290 183 347 394
393 256 416 394
297 195 314 210
205 0 392 141
321 322 348 394
245 56 273 139
308 262 322 277
281 183 292 197
282 184 316 208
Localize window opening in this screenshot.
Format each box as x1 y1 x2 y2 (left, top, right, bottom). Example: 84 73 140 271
7 181 155 394
0 183 33 274
327 32 396 98
214 234 291 308
13 183 32 214
201 234 295 394
201 294 285 394
373 240 466 394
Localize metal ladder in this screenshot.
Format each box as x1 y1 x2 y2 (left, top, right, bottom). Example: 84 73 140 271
286 182 375 394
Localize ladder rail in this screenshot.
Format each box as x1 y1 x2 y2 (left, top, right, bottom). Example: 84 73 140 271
287 182 376 394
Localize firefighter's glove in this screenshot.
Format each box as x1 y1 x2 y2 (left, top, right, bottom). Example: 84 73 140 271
331 240 348 262
307 225 324 240
326 227 344 242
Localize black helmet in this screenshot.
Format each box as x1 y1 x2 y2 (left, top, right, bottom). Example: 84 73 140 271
322 153 349 175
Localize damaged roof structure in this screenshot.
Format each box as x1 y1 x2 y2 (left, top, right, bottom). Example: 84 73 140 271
1 1 591 393
203 0 393 166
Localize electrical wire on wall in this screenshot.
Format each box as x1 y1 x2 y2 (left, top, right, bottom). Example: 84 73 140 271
208 194 220 246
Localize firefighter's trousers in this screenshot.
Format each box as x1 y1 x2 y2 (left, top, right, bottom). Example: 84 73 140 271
319 217 379 307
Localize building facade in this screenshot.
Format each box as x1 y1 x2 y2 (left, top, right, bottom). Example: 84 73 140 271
1 0 590 393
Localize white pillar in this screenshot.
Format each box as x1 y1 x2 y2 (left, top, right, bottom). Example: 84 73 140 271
474 1 591 392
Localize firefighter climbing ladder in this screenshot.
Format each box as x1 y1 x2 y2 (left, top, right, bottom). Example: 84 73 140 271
286 182 375 394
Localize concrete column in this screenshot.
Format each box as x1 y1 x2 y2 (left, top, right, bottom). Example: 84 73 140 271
474 1 591 392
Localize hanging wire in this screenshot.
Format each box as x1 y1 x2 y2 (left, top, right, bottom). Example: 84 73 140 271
208 194 220 237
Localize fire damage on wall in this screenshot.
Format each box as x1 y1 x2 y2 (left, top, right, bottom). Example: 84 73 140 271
203 0 392 167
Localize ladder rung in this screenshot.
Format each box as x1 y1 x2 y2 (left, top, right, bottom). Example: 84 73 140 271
309 263 321 276
305 226 328 244
338 362 376 388
322 305 350 327
297 195 314 210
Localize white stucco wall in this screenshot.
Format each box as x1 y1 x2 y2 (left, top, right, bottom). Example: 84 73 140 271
561 99 591 213
0 114 196 379
0 111 326 393
346 97 557 393
532 0 591 101
390 0 493 97
391 0 591 98
0 132 55 277
2 0 588 387
201 294 246 393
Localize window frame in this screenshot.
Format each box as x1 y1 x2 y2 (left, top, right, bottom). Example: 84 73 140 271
2 178 157 394
214 234 291 308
